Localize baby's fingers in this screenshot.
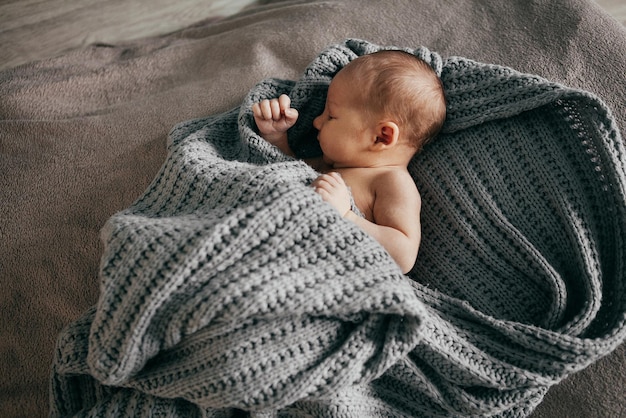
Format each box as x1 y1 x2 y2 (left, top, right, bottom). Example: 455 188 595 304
278 94 299 124
278 94 291 112
329 172 345 184
312 173 351 217
255 99 273 120
312 173 344 192
269 98 281 121
319 172 344 187
252 102 263 119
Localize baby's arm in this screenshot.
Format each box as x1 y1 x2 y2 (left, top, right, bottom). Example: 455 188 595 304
252 94 299 157
352 172 421 273
313 171 421 274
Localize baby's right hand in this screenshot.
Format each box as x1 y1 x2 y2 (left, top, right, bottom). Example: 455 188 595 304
252 94 299 142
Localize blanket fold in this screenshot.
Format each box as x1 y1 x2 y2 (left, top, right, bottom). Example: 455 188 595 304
50 39 626 417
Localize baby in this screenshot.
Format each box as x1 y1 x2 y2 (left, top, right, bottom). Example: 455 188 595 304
253 50 446 273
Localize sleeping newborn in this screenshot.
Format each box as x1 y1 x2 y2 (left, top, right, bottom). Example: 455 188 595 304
253 50 446 273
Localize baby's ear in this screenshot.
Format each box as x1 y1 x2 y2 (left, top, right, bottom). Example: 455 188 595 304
373 121 400 148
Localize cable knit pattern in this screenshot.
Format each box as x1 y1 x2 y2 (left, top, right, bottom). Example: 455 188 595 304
50 39 626 417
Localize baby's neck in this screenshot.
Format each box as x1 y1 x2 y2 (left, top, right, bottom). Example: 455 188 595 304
304 153 412 173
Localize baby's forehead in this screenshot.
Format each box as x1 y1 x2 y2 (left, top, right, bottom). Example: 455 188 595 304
327 72 357 100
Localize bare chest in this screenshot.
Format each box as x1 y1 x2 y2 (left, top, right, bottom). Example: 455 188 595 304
333 168 376 221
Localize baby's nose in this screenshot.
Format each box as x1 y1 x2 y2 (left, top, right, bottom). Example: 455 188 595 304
313 114 322 131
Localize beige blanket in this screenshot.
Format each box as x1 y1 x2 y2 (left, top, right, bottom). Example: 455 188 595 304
2 1 626 417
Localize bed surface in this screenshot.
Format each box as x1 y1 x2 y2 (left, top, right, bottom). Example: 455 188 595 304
1 0 623 73
1 1 625 416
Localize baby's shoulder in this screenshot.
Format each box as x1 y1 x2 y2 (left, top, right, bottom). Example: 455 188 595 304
374 167 417 189
372 167 420 203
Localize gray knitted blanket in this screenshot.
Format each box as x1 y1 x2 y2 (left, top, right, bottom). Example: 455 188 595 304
50 39 626 417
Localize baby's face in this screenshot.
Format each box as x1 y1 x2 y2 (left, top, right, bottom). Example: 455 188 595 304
312 72 375 167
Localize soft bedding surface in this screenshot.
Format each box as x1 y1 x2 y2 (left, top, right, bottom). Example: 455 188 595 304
2 1 626 417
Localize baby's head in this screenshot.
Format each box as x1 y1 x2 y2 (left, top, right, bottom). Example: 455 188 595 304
336 50 446 152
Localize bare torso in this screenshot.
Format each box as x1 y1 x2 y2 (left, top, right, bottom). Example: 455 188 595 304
305 156 409 223
303 155 421 273
331 167 377 221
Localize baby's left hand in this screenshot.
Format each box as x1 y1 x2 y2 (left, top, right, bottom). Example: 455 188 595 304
312 172 351 217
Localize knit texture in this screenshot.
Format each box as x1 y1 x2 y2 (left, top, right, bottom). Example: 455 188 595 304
50 39 626 417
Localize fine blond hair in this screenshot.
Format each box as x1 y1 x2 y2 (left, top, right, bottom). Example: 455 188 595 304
340 50 446 151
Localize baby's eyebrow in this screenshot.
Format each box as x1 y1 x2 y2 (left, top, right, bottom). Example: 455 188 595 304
326 100 338 112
